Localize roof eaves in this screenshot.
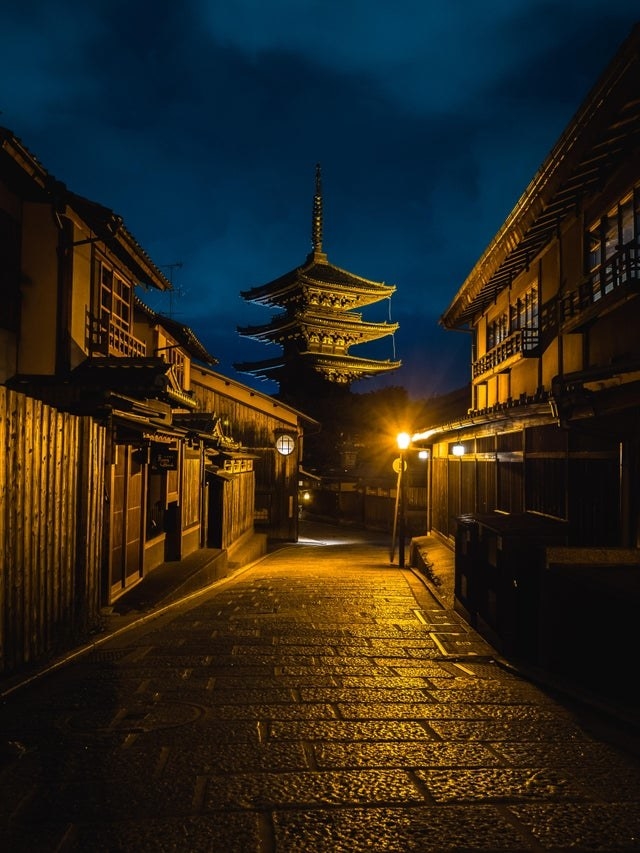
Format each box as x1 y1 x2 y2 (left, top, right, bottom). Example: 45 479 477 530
441 23 640 329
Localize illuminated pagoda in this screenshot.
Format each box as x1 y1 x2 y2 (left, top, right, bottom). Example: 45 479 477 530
234 166 401 403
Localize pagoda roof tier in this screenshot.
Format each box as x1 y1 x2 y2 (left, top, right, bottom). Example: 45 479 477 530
234 351 402 384
238 310 399 345
240 251 396 310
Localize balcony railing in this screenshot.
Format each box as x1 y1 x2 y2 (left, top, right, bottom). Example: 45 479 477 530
87 313 147 358
472 328 539 379
108 322 147 357
559 242 639 328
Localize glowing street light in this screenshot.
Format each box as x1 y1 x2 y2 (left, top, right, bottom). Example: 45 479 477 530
418 448 430 533
396 431 411 567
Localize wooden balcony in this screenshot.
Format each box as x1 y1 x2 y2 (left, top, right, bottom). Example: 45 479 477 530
472 328 539 380
559 243 640 333
108 322 147 357
87 313 147 358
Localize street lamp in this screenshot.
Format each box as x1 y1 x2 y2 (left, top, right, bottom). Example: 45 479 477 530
418 449 430 534
396 432 411 568
452 438 465 515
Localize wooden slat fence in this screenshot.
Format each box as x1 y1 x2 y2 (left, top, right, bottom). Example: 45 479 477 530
0 387 106 676
221 470 255 549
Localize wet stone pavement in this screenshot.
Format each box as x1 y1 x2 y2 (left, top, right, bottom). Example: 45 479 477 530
1 523 640 851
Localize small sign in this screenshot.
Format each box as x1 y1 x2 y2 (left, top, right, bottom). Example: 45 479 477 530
153 450 178 470
392 457 407 473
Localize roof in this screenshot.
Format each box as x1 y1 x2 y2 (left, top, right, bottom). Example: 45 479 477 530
71 356 197 409
441 23 640 329
240 250 397 309
190 363 320 429
238 309 399 345
0 126 172 292
234 351 402 382
135 297 218 365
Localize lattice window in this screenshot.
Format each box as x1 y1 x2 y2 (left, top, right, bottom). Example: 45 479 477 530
98 260 146 357
588 187 640 298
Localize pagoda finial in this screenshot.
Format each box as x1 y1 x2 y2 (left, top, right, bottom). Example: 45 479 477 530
312 163 323 255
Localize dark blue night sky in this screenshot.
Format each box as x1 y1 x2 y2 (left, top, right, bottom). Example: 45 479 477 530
1 1 638 398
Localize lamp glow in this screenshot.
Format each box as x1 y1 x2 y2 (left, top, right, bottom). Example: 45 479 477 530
397 432 411 450
452 442 465 457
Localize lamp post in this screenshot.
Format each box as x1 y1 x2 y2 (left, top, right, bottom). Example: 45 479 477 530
452 439 465 515
396 432 411 568
418 449 430 534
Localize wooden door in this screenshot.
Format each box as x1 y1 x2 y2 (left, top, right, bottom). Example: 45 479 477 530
109 446 143 599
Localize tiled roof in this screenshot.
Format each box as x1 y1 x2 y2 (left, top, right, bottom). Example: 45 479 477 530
0 125 171 292
238 309 398 343
441 24 640 328
135 298 218 365
235 351 401 380
241 251 396 307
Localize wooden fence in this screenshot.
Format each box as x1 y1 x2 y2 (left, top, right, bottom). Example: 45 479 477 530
0 387 106 676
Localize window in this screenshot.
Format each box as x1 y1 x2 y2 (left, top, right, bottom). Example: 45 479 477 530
487 313 508 350
164 340 185 387
510 284 538 350
100 262 132 331
98 259 146 357
588 187 640 298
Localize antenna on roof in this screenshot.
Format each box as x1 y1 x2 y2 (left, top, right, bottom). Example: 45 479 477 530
161 261 184 317
311 163 323 255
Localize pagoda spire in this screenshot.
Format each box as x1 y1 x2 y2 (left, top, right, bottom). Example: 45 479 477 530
311 163 327 261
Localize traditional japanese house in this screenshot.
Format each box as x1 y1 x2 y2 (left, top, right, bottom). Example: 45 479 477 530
191 365 319 542
0 126 254 640
234 166 401 403
412 24 640 701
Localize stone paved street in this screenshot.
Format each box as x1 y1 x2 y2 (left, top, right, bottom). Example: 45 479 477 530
1 523 640 851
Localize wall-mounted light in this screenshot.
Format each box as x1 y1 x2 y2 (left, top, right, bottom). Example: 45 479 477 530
418 449 429 461
452 442 465 457
275 433 296 456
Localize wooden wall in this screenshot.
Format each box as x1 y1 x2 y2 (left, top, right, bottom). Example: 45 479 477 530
221 470 255 549
192 380 300 540
0 387 105 675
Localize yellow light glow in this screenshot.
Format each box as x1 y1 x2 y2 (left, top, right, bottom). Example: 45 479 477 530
418 449 429 460
397 432 411 450
452 442 465 457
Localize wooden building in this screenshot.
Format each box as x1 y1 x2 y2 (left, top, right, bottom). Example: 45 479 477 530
191 365 319 542
0 126 279 672
235 165 401 402
412 25 640 701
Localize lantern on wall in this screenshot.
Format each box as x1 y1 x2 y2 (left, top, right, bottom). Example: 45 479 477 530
275 432 296 456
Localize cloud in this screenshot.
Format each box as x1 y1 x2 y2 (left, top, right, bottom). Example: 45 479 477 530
2 0 638 400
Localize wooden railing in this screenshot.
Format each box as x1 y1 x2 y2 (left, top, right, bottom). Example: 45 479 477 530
473 328 539 378
108 322 147 357
87 313 147 358
559 243 639 325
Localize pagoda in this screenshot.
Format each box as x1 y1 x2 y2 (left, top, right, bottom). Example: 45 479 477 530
234 166 401 402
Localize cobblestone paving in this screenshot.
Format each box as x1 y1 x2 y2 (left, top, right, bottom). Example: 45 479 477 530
1 526 640 851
